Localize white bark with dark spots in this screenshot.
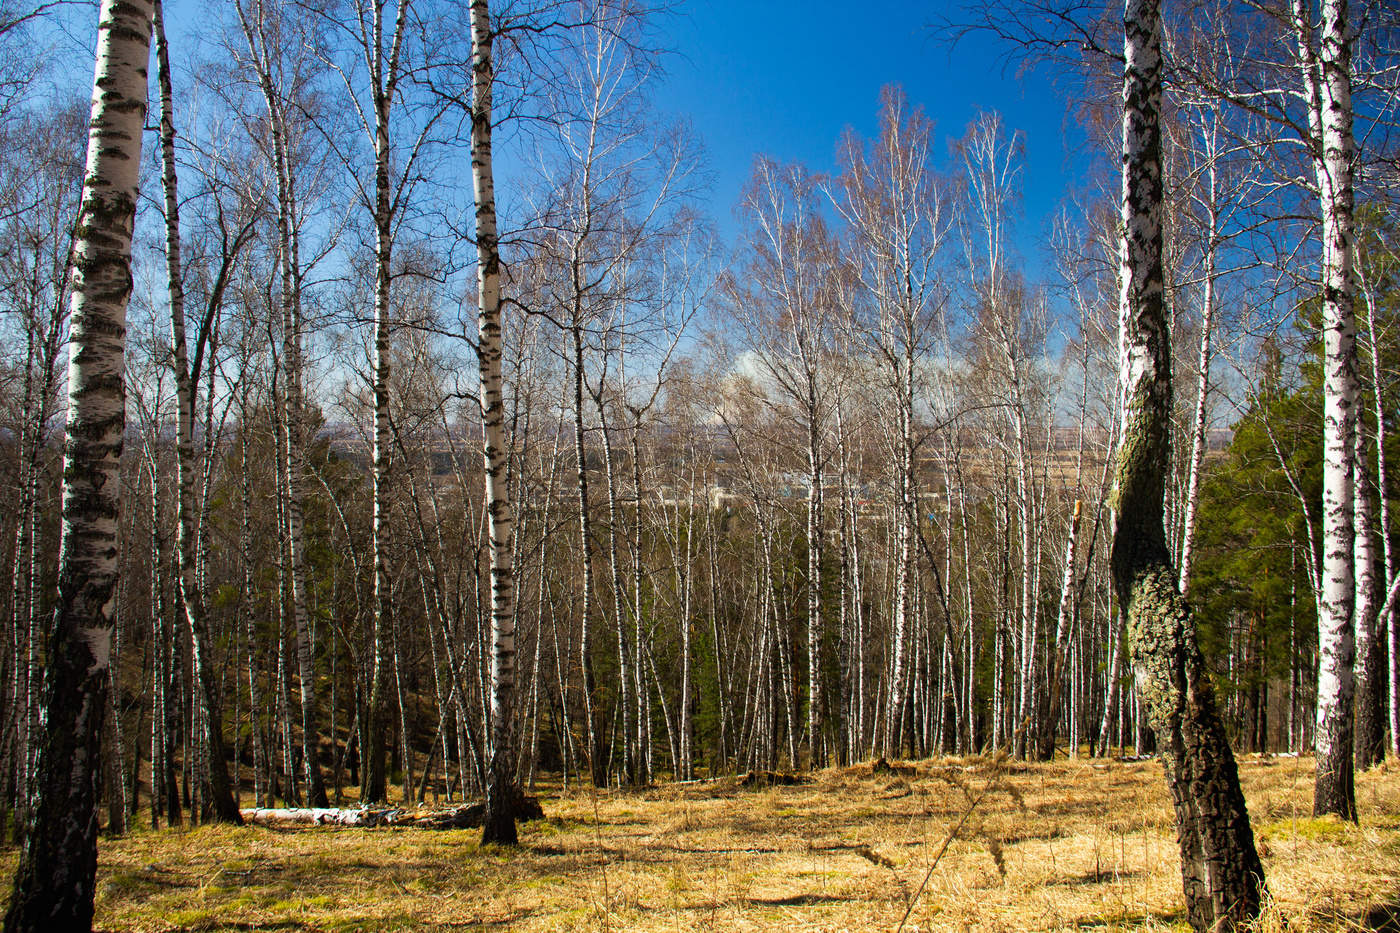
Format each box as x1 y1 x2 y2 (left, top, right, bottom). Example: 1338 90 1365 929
1110 0 1264 928
5 2 153 929
472 0 518 846
1294 0 1359 820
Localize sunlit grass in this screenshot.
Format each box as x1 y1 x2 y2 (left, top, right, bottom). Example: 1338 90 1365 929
0 754 1395 930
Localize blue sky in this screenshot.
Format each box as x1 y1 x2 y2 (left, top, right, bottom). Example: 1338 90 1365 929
656 0 1094 276
42 1 1096 287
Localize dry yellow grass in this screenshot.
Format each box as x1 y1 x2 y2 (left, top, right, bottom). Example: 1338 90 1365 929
4 754 1398 931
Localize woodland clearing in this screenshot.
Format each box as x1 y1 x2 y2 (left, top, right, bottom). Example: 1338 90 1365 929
6 754 1399 932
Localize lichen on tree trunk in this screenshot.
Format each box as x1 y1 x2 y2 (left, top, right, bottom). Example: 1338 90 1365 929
1109 0 1264 929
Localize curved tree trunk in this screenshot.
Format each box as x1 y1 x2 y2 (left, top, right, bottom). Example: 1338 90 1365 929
4 2 154 928
1110 0 1264 929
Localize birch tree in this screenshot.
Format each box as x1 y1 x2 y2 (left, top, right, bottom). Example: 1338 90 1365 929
1109 0 1264 927
1292 0 1360 820
233 0 331 809
958 112 1047 758
531 0 700 784
1171 95 1248 595
470 0 518 846
318 0 419 805
728 157 837 769
4 1 154 928
830 87 949 758
1356 217 1400 761
153 0 244 826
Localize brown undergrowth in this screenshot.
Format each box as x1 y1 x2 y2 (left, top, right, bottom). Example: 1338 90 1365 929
4 754 1399 931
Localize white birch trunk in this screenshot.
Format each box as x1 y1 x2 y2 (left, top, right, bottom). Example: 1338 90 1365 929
472 0 518 845
806 407 824 768
5 2 153 928
1040 500 1082 759
1296 0 1359 820
364 0 409 808
1176 188 1218 595
153 0 242 825
1011 388 1037 758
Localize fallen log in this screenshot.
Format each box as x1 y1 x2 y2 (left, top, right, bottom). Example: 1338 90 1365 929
240 796 545 830
240 807 401 827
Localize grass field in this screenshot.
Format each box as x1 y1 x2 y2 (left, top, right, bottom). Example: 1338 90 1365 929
9 754 1400 931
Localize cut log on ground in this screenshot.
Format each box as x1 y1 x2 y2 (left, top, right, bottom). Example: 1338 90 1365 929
241 797 544 830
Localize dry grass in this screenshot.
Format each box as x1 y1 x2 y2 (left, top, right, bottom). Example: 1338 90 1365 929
4 754 1399 931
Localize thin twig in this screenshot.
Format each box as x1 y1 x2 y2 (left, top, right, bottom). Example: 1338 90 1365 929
894 785 991 933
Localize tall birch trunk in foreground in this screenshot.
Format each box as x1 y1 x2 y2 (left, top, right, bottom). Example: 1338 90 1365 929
154 0 242 826
1295 0 1359 820
471 0 518 846
4 2 153 928
1109 0 1263 928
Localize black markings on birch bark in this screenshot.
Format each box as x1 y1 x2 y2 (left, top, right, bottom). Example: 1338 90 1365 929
153 0 241 826
1292 0 1359 822
472 0 519 845
1109 0 1264 928
5 2 154 930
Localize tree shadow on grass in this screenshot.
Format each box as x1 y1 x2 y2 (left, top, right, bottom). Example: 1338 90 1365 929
1358 898 1400 931
1047 866 1144 886
1073 905 1185 929
744 893 850 907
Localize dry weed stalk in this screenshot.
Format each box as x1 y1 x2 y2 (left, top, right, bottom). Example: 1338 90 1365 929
894 749 1023 932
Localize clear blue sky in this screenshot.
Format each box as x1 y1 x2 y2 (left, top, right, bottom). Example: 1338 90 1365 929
657 0 1093 277
45 1 1095 283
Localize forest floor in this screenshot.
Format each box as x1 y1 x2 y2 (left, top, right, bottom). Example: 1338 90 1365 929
5 753 1400 931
